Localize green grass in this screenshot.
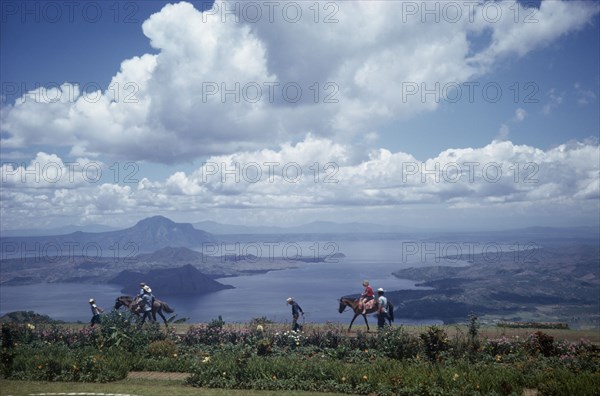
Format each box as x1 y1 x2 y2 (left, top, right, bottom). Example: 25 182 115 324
0 379 345 396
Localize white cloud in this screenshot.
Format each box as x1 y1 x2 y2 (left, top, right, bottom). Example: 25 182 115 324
514 108 527 122
574 83 597 105
1 137 598 230
542 88 564 115
1 1 597 163
496 124 510 140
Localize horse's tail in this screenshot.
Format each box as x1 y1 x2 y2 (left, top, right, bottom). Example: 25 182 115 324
160 301 174 313
388 302 395 322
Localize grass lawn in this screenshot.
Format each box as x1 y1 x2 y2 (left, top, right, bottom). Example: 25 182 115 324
0 378 345 396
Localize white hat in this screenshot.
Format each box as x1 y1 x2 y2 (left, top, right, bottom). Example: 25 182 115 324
286 297 293 303
377 288 385 292
143 285 152 293
89 298 95 303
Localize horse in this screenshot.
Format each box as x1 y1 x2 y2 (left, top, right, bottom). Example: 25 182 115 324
338 296 394 331
114 295 174 327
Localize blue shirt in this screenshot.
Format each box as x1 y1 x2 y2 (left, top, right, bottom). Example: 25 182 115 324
140 294 153 311
291 302 303 316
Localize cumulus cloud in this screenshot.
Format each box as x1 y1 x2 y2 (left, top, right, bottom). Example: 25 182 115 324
1 137 598 229
1 0 597 162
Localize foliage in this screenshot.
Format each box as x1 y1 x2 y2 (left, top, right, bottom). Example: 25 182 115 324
1 317 599 395
147 339 177 359
249 316 274 327
419 326 449 361
375 326 420 360
0 311 63 324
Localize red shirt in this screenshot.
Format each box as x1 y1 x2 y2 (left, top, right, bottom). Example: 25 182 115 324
362 286 374 298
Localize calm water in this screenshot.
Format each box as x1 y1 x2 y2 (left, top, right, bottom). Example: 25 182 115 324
1 240 473 324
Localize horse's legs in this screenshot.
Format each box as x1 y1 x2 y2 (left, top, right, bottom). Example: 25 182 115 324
348 313 359 331
362 313 370 331
156 309 168 327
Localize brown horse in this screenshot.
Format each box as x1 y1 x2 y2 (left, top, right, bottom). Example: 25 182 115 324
338 296 394 331
114 295 174 327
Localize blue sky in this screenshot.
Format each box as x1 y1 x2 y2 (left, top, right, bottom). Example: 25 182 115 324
1 1 599 231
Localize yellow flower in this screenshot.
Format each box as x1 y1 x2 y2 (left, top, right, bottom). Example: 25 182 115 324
363 375 368 381
27 323 35 330
202 356 211 364
272 375 277 380
222 371 227 376
453 373 459 381
256 325 264 332
341 376 347 382
495 355 502 362
173 353 178 358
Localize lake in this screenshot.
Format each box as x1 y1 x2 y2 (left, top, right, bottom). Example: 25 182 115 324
0 239 476 325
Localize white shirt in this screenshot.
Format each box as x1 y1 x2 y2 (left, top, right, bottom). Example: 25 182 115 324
378 296 388 313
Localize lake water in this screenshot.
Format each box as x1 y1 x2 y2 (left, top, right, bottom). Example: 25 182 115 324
0 239 476 325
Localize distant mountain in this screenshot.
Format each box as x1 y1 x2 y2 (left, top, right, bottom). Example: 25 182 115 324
0 216 216 255
136 246 206 262
1 224 117 237
109 264 234 295
194 220 406 235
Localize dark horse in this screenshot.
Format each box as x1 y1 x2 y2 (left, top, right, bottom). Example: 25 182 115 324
338 296 394 331
114 295 174 327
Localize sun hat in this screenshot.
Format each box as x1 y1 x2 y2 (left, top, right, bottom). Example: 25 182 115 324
286 297 293 303
89 298 95 303
377 288 384 292
143 285 152 293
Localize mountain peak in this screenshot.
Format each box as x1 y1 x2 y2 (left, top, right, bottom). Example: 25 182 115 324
134 215 177 227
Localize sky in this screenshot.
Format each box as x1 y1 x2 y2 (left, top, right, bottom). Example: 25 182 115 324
1 0 599 232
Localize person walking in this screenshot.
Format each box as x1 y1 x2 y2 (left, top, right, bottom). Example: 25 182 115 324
140 286 154 324
88 298 104 327
376 288 389 330
286 297 304 332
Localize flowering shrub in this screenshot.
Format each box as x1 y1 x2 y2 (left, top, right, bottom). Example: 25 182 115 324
1 319 599 394
183 323 251 346
525 330 555 357
419 326 449 361
375 326 420 360
147 339 178 358
273 330 305 349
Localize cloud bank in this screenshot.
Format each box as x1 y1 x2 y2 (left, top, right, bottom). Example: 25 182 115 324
2 137 598 229
2 0 598 162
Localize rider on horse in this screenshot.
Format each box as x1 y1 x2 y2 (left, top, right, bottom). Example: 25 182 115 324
359 280 374 314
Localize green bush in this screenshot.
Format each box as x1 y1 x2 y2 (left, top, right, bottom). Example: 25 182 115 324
147 339 178 358
8 344 129 382
375 326 420 360
2 318 599 394
420 326 449 361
